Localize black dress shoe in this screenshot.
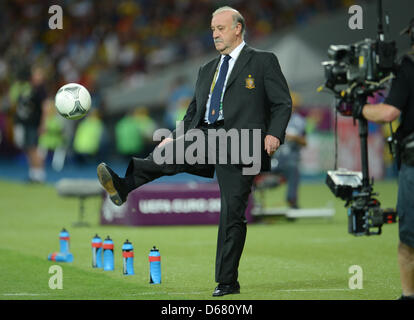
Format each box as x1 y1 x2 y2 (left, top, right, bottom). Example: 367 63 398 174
212 282 240 297
97 163 126 206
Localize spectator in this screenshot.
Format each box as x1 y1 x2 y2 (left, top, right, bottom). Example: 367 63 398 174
73 108 104 164
115 107 157 159
271 92 307 209
10 65 47 182
38 98 65 153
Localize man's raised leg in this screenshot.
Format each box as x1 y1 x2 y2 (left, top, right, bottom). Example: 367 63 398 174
98 133 214 206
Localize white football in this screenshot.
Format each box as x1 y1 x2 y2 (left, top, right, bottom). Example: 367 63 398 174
55 83 91 120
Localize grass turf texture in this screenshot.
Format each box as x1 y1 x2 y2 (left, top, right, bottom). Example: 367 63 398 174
0 178 401 300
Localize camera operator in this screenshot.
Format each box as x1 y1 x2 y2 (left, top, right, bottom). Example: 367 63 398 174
360 18 414 300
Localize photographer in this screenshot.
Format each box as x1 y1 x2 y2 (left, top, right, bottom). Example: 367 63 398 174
361 18 414 300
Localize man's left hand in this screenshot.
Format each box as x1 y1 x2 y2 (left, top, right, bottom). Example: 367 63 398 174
264 135 280 156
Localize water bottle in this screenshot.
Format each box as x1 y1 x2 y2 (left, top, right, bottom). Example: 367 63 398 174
149 246 161 284
122 239 134 275
103 236 114 271
47 228 73 262
59 228 70 254
92 234 103 268
48 252 72 262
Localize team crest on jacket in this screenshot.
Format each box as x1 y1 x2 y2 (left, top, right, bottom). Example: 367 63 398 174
245 75 255 89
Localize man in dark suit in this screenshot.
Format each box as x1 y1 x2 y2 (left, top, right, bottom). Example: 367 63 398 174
97 6 292 296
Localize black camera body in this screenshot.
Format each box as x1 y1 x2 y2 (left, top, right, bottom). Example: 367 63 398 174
321 0 398 117
326 170 397 236
323 39 396 89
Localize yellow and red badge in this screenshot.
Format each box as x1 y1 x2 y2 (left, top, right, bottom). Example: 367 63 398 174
245 74 255 89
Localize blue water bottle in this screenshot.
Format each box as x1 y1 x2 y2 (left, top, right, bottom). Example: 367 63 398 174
103 236 114 271
48 252 73 262
122 239 134 275
47 228 73 262
59 228 70 254
149 246 161 284
92 234 103 268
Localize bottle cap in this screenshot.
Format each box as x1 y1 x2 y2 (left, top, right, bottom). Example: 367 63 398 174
103 236 114 250
59 228 70 239
122 240 133 251
92 234 102 246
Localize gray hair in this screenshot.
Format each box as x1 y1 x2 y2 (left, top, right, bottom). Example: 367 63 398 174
212 6 246 39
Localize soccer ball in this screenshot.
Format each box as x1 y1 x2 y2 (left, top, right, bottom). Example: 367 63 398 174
55 83 91 120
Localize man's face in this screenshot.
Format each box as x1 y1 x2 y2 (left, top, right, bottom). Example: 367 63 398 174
211 11 241 55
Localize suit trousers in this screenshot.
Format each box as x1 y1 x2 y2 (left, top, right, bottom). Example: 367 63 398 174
124 123 255 284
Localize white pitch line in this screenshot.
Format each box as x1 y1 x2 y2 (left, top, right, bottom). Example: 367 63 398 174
2 293 50 296
128 292 164 296
128 291 205 296
277 288 350 292
127 289 350 296
167 292 204 295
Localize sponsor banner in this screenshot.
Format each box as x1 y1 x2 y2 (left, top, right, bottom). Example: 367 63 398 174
100 182 254 226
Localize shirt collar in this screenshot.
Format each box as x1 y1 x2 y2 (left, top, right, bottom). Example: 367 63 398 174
222 40 245 62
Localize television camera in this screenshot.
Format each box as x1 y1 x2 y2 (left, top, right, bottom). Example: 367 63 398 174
319 0 398 236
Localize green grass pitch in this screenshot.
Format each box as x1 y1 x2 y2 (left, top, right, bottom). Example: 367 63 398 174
0 178 401 300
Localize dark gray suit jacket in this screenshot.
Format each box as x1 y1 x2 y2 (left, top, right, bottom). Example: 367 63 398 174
173 44 292 178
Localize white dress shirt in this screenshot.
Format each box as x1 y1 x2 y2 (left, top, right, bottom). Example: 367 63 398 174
204 41 246 124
